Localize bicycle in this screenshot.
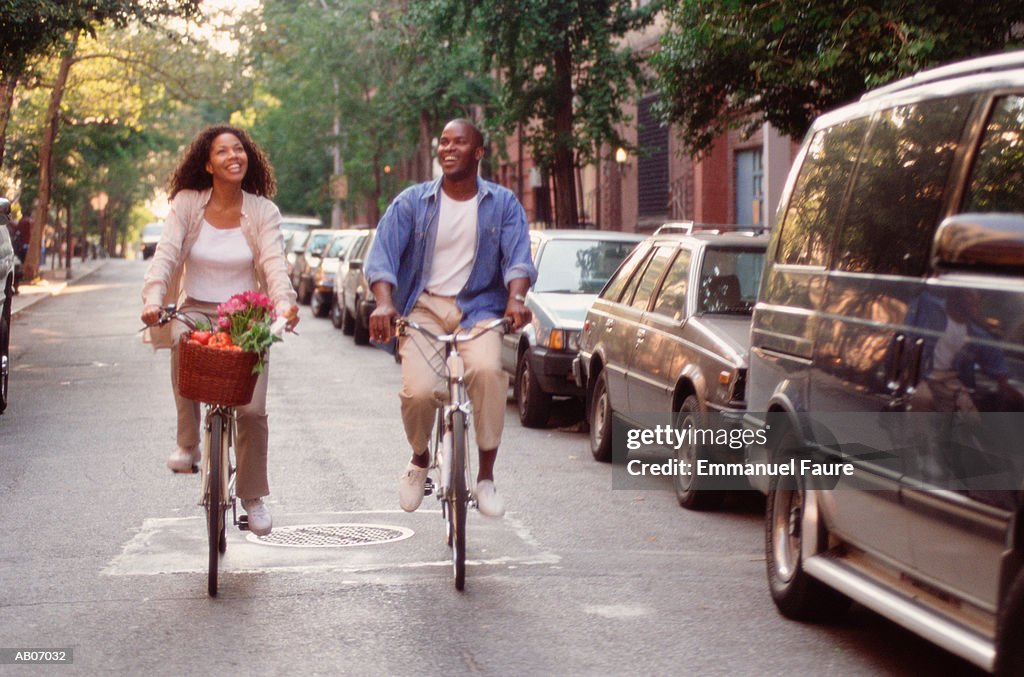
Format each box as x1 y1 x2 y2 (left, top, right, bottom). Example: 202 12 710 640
152 305 288 596
395 315 510 590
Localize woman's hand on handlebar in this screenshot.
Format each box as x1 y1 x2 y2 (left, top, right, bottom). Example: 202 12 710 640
141 304 163 326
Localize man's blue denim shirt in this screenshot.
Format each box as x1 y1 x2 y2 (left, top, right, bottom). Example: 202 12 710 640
366 177 537 329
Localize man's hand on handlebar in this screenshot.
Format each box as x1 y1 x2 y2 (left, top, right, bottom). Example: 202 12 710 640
370 302 399 344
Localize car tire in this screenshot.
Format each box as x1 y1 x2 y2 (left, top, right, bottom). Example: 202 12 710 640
341 304 355 336
515 352 551 428
353 303 370 346
310 291 328 318
996 567 1024 676
0 275 11 414
329 296 344 328
673 396 723 511
765 435 850 620
589 370 614 462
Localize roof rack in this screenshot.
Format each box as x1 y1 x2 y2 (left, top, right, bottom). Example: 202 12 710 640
653 221 766 236
861 50 1024 101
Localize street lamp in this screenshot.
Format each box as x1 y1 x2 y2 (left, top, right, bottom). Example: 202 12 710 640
615 147 629 173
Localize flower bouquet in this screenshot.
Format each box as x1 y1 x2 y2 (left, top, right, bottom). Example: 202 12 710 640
214 291 282 374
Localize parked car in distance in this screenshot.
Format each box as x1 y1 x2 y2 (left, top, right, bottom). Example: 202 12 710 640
743 51 1024 674
279 214 322 237
500 229 644 428
0 198 18 413
292 228 337 304
577 223 767 509
309 229 365 318
140 222 163 259
337 229 376 345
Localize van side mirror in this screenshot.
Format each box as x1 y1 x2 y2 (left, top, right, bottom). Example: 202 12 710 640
934 213 1024 272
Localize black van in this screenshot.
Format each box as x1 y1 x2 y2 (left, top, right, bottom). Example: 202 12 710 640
745 51 1024 673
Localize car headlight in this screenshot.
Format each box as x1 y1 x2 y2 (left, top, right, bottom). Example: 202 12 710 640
548 329 581 351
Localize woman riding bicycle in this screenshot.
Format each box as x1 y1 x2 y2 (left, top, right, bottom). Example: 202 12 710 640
140 124 299 536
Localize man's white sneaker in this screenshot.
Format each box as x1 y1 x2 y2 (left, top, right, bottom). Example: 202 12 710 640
243 499 272 536
474 480 505 518
166 446 200 473
399 462 429 512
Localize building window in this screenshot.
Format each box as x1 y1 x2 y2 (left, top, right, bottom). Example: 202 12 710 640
638 94 669 218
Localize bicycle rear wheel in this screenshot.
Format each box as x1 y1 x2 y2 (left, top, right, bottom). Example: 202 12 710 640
449 411 469 590
206 410 227 597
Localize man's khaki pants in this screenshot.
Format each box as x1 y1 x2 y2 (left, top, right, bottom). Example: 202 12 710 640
399 293 508 455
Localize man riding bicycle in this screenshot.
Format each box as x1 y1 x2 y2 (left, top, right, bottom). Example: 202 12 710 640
366 118 535 518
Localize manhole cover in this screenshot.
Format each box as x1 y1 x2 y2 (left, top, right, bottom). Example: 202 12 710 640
247 524 414 548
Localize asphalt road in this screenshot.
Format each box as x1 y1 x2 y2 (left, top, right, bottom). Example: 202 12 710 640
0 260 986 676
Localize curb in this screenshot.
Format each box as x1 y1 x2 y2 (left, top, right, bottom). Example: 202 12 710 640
12 259 109 316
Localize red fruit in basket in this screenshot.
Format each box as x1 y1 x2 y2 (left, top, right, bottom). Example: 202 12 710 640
208 332 233 348
191 330 212 345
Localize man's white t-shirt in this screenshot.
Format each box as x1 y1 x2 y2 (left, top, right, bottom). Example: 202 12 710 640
426 190 478 296
185 219 256 302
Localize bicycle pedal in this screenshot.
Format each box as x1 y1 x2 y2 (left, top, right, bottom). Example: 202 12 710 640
423 477 435 496
237 514 249 531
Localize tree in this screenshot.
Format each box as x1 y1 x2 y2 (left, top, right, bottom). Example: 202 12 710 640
440 0 658 226
651 0 1024 156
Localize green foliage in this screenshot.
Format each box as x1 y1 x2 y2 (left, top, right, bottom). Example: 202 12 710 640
652 0 1024 155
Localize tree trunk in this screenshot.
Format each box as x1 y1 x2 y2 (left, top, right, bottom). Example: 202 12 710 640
418 111 433 182
25 38 77 281
551 42 578 227
0 72 18 170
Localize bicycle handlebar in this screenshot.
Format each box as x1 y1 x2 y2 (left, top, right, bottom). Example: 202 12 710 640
395 316 511 345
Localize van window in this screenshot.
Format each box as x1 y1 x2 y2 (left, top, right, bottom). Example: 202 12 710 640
651 248 692 321
963 95 1024 213
600 242 650 302
837 96 972 276
777 118 869 266
629 246 674 310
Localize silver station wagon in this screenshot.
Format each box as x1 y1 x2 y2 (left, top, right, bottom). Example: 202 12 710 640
577 223 767 510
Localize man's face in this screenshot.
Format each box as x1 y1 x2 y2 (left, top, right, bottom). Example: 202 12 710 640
437 122 484 182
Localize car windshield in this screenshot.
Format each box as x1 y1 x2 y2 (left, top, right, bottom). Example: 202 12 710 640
697 248 765 314
309 233 333 254
327 234 355 258
534 239 638 294
142 224 162 238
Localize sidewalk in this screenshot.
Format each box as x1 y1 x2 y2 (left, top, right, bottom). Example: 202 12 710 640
12 257 109 316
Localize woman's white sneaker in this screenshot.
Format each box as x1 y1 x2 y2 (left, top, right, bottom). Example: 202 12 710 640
243 499 272 536
474 480 505 518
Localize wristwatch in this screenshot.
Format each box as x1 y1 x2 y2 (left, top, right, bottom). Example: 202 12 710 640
512 293 527 303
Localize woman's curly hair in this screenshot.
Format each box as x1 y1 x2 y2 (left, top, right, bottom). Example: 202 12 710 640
168 125 276 198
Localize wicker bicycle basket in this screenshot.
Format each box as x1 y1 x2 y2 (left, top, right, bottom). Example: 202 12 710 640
177 333 259 406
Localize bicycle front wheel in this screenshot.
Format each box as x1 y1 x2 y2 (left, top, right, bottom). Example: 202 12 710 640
206 410 227 597
450 411 469 590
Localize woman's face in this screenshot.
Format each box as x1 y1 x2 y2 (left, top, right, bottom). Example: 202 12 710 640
205 133 248 185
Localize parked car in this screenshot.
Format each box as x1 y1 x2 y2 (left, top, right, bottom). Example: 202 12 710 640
0 198 18 413
140 222 163 259
291 228 337 304
577 223 767 508
309 229 364 318
743 51 1024 674
500 229 643 428
279 214 322 237
337 230 376 345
